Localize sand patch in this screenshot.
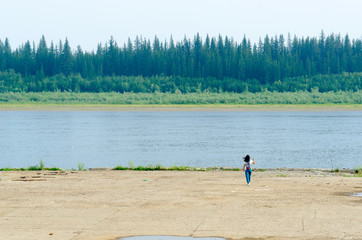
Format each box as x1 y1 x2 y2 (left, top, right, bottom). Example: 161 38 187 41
0 170 361 240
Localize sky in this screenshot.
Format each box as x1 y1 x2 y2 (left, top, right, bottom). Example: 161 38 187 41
1 0 361 51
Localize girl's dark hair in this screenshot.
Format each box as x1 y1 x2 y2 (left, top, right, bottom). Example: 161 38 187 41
244 155 250 162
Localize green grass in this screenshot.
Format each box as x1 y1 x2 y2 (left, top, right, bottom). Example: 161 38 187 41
27 159 47 171
0 160 62 171
154 164 164 170
27 165 41 171
47 167 62 171
39 159 45 170
0 168 25 171
2 163 360 175
1 91 362 106
256 169 265 172
133 165 159 171
354 167 362 177
173 166 194 171
0 166 65 171
114 164 201 171
77 162 86 171
331 168 340 173
113 165 242 171
114 164 167 171
123 164 195 171
276 174 287 177
27 166 63 171
113 165 128 170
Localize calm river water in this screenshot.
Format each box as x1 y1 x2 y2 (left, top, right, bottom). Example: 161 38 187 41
1 111 361 169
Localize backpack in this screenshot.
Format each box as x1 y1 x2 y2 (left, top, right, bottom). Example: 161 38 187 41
245 162 251 170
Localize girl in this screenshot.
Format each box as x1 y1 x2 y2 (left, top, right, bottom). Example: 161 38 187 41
243 155 255 186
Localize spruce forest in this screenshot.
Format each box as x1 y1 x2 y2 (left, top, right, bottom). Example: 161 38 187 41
0 32 361 93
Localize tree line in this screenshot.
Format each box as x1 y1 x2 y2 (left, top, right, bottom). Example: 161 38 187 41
0 32 361 93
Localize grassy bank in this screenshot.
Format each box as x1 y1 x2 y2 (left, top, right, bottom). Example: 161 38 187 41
1 160 361 177
2 166 361 177
2 103 362 111
1 91 362 105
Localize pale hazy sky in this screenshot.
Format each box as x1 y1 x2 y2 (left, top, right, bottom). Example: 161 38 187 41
1 0 361 51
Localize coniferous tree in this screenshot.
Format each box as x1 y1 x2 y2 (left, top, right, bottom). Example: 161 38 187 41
35 36 48 75
0 33 361 93
60 38 73 76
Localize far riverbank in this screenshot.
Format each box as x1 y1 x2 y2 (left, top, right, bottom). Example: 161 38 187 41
1 103 362 111
1 91 362 106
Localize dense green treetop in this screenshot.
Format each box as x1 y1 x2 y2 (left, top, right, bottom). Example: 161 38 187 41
0 32 361 93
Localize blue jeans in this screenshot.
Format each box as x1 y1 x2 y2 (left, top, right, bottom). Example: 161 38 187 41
245 169 252 183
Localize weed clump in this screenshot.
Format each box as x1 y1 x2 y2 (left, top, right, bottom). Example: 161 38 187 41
354 167 362 177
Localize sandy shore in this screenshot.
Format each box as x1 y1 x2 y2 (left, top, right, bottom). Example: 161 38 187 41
0 170 361 240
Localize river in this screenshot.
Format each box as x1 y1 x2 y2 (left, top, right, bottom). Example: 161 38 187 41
1 110 361 169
